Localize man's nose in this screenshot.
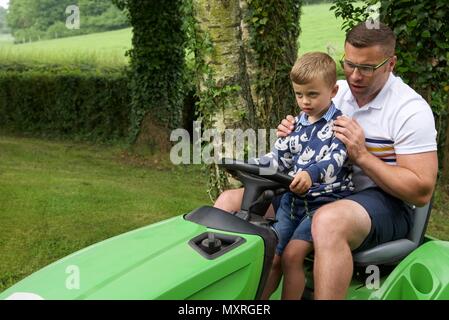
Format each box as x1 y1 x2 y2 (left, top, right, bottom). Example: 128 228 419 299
350 67 363 81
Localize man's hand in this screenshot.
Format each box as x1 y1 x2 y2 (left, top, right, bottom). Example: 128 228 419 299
333 115 370 165
290 171 312 195
276 115 296 138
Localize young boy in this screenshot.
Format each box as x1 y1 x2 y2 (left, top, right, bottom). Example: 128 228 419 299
256 52 354 300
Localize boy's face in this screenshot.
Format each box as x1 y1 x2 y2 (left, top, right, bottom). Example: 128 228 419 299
292 78 338 121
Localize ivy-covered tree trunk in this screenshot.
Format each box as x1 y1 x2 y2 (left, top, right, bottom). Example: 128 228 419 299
192 0 301 199
242 0 301 130
116 0 186 151
194 0 300 131
193 0 254 199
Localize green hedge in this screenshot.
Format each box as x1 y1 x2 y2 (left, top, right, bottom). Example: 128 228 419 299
0 66 131 142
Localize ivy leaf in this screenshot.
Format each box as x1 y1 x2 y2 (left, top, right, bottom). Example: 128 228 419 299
407 19 418 27
421 30 431 38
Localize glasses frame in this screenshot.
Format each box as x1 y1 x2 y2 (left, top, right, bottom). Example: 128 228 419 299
339 54 392 76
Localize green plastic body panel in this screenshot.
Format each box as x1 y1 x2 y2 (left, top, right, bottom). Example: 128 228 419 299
0 216 265 300
270 238 449 300
369 241 449 300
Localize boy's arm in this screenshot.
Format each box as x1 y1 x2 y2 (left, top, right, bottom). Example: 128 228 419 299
303 135 348 185
254 136 294 174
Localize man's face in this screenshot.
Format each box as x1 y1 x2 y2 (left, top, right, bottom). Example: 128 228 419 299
343 43 396 106
292 78 338 121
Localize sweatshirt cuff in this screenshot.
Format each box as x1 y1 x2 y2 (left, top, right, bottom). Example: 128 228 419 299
304 165 321 184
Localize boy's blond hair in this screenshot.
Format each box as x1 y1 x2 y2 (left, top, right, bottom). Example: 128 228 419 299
290 52 336 88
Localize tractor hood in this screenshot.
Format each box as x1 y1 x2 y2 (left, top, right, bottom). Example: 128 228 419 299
0 214 264 300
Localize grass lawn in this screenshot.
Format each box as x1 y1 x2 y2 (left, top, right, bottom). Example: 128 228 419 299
0 135 210 292
1 135 448 293
427 187 449 241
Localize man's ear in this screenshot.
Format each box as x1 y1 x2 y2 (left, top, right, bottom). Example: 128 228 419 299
331 84 339 98
389 55 397 72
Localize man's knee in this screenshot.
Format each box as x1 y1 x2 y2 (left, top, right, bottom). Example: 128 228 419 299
215 189 232 203
311 201 371 250
214 188 243 212
311 206 350 246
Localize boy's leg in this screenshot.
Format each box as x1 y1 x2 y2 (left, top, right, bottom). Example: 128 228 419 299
261 193 299 299
281 239 313 300
260 254 283 300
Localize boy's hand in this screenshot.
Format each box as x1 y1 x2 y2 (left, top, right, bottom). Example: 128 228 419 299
276 115 296 137
289 171 312 195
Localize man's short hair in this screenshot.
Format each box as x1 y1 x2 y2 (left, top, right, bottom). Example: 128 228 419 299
290 52 337 88
346 22 396 56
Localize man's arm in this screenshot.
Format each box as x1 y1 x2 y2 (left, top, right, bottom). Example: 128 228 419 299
334 116 437 206
357 151 437 207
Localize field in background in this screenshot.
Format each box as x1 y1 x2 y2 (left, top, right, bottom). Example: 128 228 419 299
0 34 14 45
0 28 132 67
0 3 344 67
299 3 346 57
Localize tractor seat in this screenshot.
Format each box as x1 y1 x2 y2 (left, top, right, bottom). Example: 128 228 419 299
353 201 432 266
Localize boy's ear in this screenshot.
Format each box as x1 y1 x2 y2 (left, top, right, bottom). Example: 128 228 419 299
331 84 339 98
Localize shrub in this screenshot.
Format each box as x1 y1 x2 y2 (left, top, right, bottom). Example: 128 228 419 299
0 64 131 142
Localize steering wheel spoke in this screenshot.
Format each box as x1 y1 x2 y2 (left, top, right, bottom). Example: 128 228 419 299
218 158 293 218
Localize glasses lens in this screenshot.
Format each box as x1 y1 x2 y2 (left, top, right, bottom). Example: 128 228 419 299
358 66 374 76
341 60 351 71
341 61 374 76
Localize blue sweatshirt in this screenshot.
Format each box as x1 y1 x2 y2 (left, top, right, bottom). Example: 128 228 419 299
255 103 354 197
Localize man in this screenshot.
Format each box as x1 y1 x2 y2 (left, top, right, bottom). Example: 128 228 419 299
214 22 438 299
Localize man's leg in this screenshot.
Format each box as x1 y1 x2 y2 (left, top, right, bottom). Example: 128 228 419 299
311 199 371 300
213 187 276 219
213 188 244 213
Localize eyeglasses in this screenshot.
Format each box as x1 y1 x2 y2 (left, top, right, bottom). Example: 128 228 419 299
339 54 392 76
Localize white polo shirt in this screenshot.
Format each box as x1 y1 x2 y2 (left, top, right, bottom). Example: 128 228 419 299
333 73 437 191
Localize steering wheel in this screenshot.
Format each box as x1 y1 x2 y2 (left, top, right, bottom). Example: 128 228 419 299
218 158 293 218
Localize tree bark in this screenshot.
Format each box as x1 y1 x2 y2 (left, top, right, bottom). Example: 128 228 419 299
193 0 300 198
195 0 252 133
194 0 300 133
